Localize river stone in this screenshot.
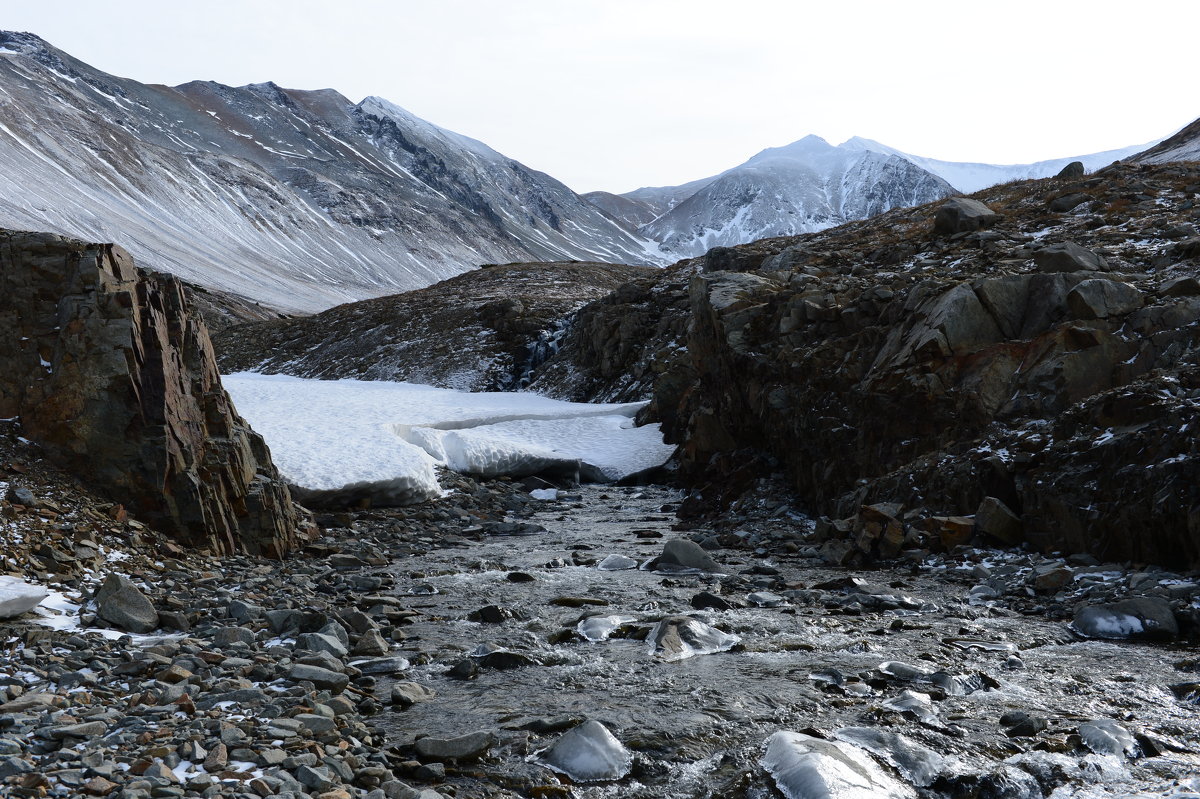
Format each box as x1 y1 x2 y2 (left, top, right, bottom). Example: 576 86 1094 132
213 626 255 648
0 576 48 618
414 730 495 761
649 616 739 662
1079 719 1136 757
655 539 723 572
390 682 437 708
287 664 349 691
94 574 158 633
296 631 349 657
537 719 632 783
351 655 410 674
1073 597 1178 640
761 731 913 799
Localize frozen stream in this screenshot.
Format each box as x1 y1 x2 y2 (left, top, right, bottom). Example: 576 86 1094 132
375 485 1200 798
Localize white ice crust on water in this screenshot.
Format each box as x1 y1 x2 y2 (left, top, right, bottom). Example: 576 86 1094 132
1074 609 1145 638
577 615 636 642
536 719 632 782
596 554 639 571
0 576 48 618
223 373 677 503
1079 719 1137 757
529 488 558 501
761 731 914 799
834 727 950 787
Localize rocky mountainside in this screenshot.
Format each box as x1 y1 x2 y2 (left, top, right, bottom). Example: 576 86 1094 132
1133 116 1200 164
579 191 659 230
635 136 955 258
0 230 311 556
0 31 660 313
539 160 1200 568
215 261 655 391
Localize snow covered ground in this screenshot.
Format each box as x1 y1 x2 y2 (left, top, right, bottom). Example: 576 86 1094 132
222 373 677 505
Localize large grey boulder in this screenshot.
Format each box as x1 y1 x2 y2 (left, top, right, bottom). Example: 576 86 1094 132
1067 279 1144 319
933 197 999 235
414 730 495 761
654 539 724 572
1073 597 1178 640
94 574 158 634
1034 242 1108 273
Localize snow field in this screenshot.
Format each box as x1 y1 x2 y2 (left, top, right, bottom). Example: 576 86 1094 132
223 373 677 504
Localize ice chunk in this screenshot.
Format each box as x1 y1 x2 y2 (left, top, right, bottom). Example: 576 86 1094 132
0 576 48 618
530 488 558 501
761 731 914 799
881 690 938 724
1072 597 1178 640
648 616 739 662
536 719 631 782
835 727 951 787
597 554 639 571
1079 719 1137 757
577 615 635 642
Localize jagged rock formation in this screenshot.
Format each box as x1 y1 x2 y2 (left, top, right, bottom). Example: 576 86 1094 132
215 262 654 392
0 230 309 556
0 31 660 313
549 162 1200 567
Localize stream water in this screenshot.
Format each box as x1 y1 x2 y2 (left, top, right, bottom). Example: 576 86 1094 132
376 485 1200 798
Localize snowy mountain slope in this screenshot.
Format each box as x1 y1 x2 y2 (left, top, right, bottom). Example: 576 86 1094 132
638 135 953 258
1130 115 1200 164
843 136 1157 193
580 191 659 230
0 31 661 312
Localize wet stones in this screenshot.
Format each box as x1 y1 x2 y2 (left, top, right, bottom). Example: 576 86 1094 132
648 615 740 662
653 538 723 572
414 730 495 762
93 574 157 634
1000 710 1048 738
1072 597 1179 640
390 682 437 708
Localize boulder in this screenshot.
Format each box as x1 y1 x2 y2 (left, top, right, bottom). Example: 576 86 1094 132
654 539 724 572
94 574 158 634
1034 241 1108 273
0 231 310 555
933 197 999 235
1048 192 1089 212
414 730 495 762
1073 597 1179 641
1056 160 1085 178
1066 279 1143 319
974 497 1023 544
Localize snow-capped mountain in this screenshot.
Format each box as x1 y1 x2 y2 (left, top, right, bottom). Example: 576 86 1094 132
0 31 661 312
843 136 1156 193
637 135 954 258
1130 116 1200 164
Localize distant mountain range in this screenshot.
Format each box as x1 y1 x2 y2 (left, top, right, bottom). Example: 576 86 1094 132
598 135 1157 259
0 31 1180 312
0 31 660 312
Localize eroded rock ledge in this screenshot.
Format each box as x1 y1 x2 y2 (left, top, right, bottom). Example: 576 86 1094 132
0 230 309 556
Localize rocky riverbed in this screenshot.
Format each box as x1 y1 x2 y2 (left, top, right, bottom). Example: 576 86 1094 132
2 422 1200 799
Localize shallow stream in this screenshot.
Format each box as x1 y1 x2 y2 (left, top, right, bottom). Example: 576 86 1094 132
376 485 1200 798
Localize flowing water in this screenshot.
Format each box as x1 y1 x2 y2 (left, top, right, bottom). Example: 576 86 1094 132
376 485 1200 798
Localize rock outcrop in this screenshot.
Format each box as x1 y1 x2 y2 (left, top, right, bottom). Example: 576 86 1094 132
557 162 1199 567
0 231 309 556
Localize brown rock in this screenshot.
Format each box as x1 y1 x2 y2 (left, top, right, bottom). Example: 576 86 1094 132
975 497 1024 545
0 231 311 555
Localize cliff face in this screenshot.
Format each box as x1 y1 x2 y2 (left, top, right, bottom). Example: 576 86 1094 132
0 231 310 556
557 161 1200 567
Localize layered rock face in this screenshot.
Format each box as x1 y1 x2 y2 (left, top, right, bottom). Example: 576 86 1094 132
571 162 1199 567
0 231 308 556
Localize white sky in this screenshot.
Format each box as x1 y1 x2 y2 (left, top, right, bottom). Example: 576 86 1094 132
3 0 1196 193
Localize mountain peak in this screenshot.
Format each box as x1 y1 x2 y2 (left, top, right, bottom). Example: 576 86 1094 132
0 31 50 56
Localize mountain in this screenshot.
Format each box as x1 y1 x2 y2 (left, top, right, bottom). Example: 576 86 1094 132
1130 115 1200 164
0 31 660 312
636 135 954 258
579 191 659 230
843 136 1157 193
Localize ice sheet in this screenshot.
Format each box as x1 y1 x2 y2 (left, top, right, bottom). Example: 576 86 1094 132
223 373 677 504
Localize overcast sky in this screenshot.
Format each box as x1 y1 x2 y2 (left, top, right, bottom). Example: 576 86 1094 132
4 1 1196 193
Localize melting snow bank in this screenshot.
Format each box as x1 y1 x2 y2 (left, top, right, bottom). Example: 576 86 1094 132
222 373 677 505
